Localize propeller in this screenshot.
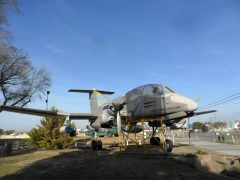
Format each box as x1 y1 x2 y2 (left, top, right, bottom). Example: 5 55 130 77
113 102 125 136
117 111 121 135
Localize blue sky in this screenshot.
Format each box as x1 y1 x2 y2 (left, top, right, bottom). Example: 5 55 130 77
1 0 240 130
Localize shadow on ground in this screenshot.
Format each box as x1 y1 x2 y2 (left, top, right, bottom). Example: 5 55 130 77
1 144 239 180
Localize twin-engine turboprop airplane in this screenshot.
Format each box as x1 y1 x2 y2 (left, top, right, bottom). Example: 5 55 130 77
0 84 216 152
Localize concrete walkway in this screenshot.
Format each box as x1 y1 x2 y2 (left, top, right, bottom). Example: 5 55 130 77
177 140 240 156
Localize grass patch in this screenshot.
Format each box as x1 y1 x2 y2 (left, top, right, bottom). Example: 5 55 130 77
0 149 73 177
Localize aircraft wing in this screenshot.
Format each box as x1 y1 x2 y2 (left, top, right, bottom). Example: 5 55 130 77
164 110 216 122
0 105 98 120
183 110 216 119
69 113 98 120
193 110 216 116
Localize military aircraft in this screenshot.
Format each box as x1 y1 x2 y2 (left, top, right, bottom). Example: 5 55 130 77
0 84 216 152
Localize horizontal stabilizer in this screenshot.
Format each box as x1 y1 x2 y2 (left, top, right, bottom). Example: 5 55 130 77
68 89 114 95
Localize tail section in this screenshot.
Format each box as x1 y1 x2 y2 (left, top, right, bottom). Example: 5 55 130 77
68 89 114 113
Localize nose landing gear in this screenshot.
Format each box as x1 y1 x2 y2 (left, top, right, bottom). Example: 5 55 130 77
148 118 174 153
149 137 173 152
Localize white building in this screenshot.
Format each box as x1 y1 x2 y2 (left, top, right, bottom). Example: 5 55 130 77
0 133 30 139
234 121 240 129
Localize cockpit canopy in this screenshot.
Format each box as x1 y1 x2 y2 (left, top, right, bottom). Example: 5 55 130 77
128 84 175 96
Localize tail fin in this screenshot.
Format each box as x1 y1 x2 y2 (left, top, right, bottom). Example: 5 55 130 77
68 89 114 113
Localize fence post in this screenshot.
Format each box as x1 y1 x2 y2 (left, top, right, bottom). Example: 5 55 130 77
5 142 12 155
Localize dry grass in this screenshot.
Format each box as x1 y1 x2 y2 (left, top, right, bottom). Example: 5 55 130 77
0 137 239 180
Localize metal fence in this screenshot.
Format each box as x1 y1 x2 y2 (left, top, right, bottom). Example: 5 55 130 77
0 139 34 157
175 131 240 144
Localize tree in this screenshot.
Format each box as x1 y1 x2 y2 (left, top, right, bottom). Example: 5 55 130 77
4 129 14 135
193 122 204 130
0 0 19 42
0 128 4 135
28 107 74 149
0 45 51 107
211 121 227 129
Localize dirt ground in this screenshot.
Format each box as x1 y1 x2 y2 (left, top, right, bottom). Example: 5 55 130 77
0 137 239 180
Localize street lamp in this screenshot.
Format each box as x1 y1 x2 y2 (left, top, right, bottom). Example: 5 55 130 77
46 91 50 110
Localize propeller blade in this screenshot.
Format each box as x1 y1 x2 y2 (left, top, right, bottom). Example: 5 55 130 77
117 111 121 135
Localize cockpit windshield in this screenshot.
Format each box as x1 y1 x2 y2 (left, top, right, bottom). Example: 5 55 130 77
163 85 175 93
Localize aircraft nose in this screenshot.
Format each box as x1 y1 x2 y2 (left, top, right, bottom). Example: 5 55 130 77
187 99 198 112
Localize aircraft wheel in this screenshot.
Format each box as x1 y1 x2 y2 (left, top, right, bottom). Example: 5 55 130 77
97 140 102 150
150 137 155 145
155 137 160 145
165 139 173 152
150 137 160 145
91 140 97 151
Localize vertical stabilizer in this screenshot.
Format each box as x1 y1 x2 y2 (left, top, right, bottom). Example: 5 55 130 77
68 89 114 113
89 91 98 113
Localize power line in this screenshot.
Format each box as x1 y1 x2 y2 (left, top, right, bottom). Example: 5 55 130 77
200 94 240 109
200 92 240 109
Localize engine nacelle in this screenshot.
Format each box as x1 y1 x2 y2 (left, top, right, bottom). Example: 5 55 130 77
100 121 114 128
101 104 115 128
59 125 76 137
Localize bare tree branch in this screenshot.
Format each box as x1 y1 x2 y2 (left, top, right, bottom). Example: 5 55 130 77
0 0 20 25
0 0 20 43
0 44 51 107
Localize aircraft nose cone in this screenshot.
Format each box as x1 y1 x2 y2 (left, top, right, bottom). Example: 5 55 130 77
187 100 198 112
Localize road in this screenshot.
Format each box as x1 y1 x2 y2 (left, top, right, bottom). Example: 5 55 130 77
177 140 240 156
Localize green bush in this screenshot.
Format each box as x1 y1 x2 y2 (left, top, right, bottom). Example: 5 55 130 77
28 107 74 149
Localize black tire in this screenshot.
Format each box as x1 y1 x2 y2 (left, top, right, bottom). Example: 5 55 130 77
165 139 173 152
91 140 97 151
97 140 102 150
155 137 160 145
150 137 156 145
150 137 160 145
99 135 104 137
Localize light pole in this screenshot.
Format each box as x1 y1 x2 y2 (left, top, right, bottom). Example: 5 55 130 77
46 91 50 110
